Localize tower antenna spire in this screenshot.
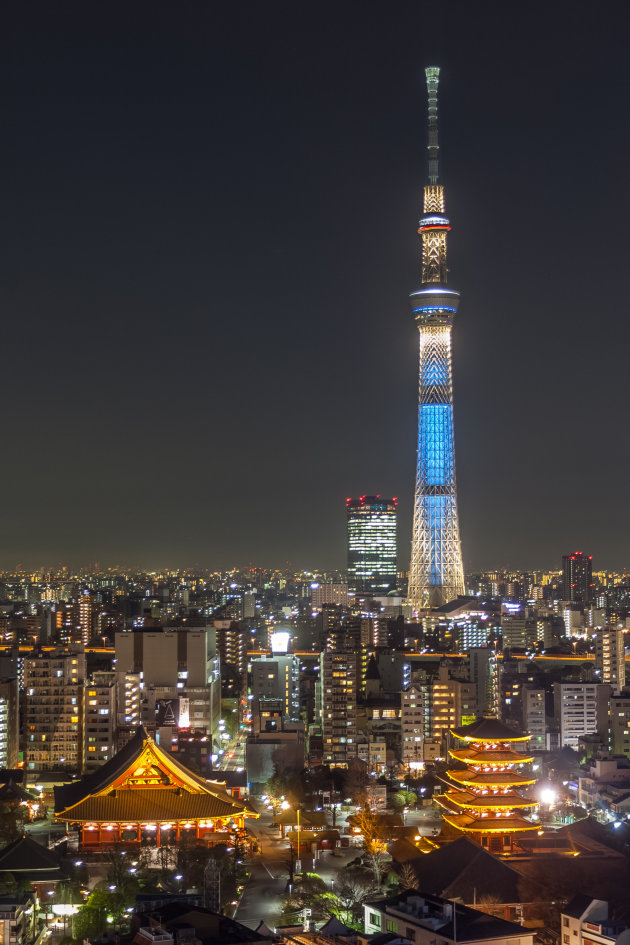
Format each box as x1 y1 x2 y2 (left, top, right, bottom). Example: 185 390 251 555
408 65 465 612
425 66 440 186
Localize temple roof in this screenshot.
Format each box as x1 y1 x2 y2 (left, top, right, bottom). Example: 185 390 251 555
54 726 251 823
451 718 530 742
449 747 534 765
441 810 538 833
0 836 66 881
390 836 534 903
446 769 537 787
436 789 534 811
57 790 246 824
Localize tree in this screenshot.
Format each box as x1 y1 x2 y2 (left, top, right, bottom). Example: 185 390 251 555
398 862 419 891
0 802 29 844
73 887 125 942
354 805 390 883
282 873 329 923
331 871 380 926
390 790 419 811
343 759 369 805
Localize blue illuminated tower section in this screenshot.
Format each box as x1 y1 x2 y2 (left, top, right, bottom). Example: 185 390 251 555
408 67 465 610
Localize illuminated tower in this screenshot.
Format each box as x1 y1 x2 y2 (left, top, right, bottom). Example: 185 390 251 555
408 67 465 611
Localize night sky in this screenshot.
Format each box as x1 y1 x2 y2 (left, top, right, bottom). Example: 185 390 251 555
3 2 630 572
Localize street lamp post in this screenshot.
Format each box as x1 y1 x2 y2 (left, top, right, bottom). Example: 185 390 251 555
295 808 301 874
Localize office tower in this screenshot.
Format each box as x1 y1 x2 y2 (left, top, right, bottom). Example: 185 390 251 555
408 67 465 611
346 496 397 595
553 682 611 749
84 671 117 770
24 645 86 772
458 619 488 651
0 678 19 768
594 628 626 692
562 551 594 603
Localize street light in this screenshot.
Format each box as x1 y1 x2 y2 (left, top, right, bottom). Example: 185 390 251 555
295 808 302 874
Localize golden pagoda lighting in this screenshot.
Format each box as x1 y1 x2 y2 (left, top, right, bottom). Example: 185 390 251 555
436 717 539 856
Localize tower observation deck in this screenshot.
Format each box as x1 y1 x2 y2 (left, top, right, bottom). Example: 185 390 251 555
408 66 465 611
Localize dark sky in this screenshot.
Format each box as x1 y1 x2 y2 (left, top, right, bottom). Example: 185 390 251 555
2 1 630 572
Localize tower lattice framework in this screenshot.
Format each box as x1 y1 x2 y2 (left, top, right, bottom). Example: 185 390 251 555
408 67 465 611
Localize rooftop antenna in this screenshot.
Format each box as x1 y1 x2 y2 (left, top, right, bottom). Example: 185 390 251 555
425 66 440 186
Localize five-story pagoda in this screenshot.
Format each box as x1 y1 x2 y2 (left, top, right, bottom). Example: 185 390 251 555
437 718 539 855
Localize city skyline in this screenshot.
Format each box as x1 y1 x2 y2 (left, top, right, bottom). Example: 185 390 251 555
3 4 630 571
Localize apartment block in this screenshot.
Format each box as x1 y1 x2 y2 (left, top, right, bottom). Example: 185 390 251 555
401 684 430 766
320 650 358 767
114 628 221 740
0 677 19 768
84 671 117 770
24 645 86 773
553 683 611 749
610 692 630 758
432 663 477 745
594 628 626 693
522 686 546 751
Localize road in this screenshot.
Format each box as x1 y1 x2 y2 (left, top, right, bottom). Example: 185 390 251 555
234 808 364 931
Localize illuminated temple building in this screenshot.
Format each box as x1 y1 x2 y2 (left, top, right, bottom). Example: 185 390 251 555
54 726 255 847
437 718 539 855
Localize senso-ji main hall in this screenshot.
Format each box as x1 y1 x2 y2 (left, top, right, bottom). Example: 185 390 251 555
54 726 256 848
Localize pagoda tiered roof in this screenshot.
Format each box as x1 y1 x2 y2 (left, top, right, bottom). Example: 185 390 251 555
446 769 537 787
450 718 530 742
55 726 253 826
438 717 539 848
440 809 538 833
438 788 534 810
449 747 534 765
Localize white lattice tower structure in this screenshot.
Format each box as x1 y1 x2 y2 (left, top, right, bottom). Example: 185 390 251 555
408 67 465 612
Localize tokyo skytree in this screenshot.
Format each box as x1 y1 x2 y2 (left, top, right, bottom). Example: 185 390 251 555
408 67 465 611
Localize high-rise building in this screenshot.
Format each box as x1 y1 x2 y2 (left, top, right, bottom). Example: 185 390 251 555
214 619 248 692
78 589 95 645
562 552 594 604
114 628 221 739
610 692 630 758
346 496 397 595
594 628 626 692
401 684 430 766
408 67 465 611
522 686 546 751
24 645 86 772
84 671 117 770
0 678 19 768
468 647 499 718
431 663 477 745
553 682 611 749
250 653 300 721
320 648 358 768
310 583 348 612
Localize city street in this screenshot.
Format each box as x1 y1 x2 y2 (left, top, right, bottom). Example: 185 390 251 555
235 812 361 930
234 804 442 930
